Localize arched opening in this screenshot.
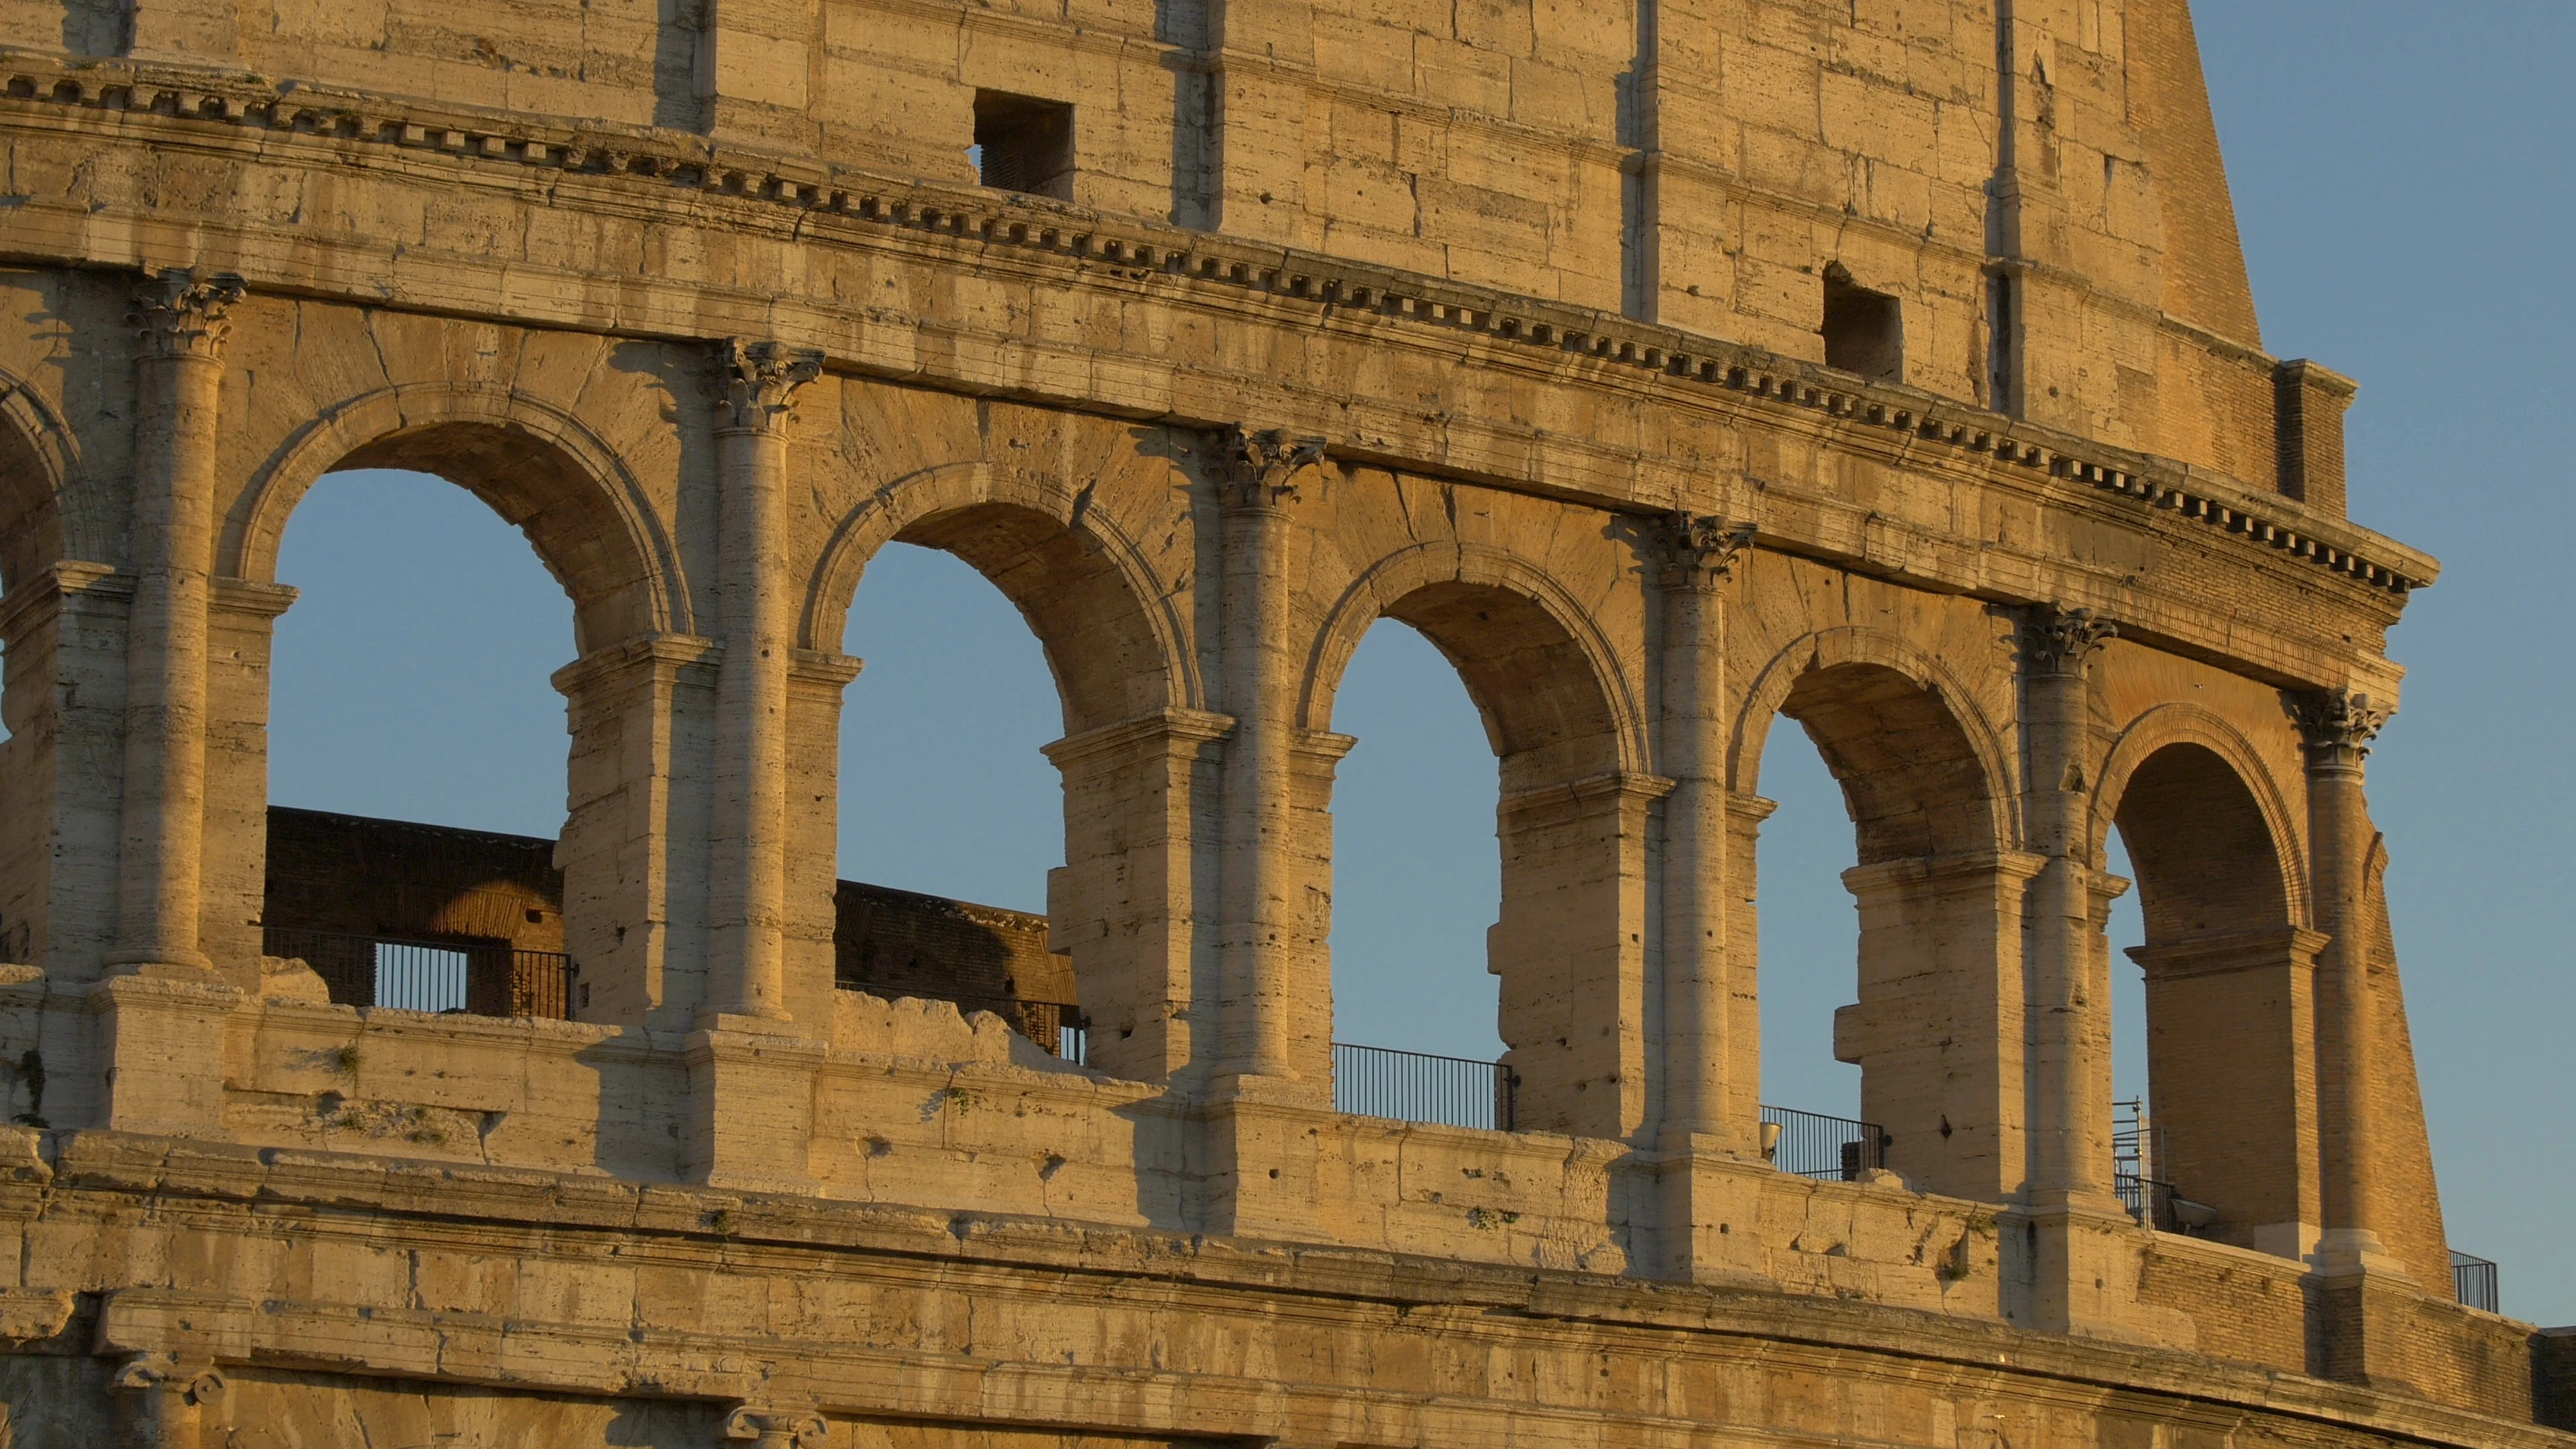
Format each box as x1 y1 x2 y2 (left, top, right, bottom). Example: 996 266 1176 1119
257 466 580 1016
0 411 68 967
830 540 1068 1048
1314 576 1644 1139
2107 741 2313 1255
1750 657 2015 1199
230 409 673 1020
816 488 1182 1081
1323 620 1504 1120
1752 731 1862 1126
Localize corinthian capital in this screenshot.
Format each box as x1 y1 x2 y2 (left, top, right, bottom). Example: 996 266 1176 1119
1216 425 1326 508
715 338 826 433
130 268 246 361
1660 513 1756 591
2017 604 2116 680
2294 687 2390 758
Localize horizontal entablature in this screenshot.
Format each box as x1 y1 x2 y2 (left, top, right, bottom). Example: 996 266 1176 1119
0 54 2432 690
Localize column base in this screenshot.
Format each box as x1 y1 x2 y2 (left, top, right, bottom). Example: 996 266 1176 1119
1195 1072 1332 1241
1643 1136 1776 1286
2309 1234 2430 1389
102 949 214 974
2006 1195 2165 1343
682 1020 827 1195
86 972 241 1136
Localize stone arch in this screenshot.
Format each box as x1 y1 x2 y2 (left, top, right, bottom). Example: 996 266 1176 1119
2096 705 2320 1256
2091 704 2309 930
0 366 87 592
1301 539 1655 1138
1731 627 2015 861
1300 539 1650 781
0 368 92 980
1730 627 2020 1199
806 461 1195 731
804 460 1196 1084
226 382 688 653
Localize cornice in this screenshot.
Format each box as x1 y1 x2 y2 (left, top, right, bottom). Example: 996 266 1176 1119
0 51 2438 609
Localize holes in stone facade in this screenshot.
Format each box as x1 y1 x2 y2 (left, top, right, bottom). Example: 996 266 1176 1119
1821 264 1904 384
971 91 1076 201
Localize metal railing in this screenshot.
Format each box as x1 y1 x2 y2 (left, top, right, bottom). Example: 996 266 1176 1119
2115 1173 2184 1232
947 994 1089 1064
1760 1104 1889 1181
2111 1098 2182 1230
262 926 577 1020
1334 1042 1517 1131
2452 1250 2500 1313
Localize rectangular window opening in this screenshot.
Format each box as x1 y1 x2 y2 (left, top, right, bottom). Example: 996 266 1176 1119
1821 265 1905 384
973 91 1077 201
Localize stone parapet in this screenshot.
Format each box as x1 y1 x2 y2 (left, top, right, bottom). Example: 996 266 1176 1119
0 1112 2548 1446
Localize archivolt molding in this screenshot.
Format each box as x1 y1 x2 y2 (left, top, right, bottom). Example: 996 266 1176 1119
803 460 1199 712
224 381 688 635
1298 539 1652 777
0 362 92 583
1727 625 2020 849
2092 702 2312 928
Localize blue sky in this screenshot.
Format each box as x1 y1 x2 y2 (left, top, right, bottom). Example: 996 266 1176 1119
237 3 2574 1323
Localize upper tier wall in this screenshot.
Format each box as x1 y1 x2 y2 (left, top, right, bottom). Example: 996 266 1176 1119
1 0 2294 490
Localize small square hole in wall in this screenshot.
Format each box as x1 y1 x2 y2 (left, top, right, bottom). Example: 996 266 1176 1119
972 91 1076 201
1821 264 1904 384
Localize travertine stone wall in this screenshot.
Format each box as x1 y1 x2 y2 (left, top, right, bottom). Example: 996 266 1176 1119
0 0 2549 1439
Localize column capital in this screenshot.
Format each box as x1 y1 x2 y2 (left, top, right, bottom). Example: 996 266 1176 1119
2294 687 2390 763
722 1405 829 1446
1216 425 1325 509
2016 603 2116 679
129 268 246 362
714 339 826 433
111 1352 227 1407
1658 513 1756 592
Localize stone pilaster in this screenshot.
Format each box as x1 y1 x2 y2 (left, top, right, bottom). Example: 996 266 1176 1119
1212 426 1323 1084
198 577 297 983
2012 603 2132 1338
2294 686 2394 1269
704 339 822 1030
1041 708 1234 1085
695 0 822 148
111 269 243 978
1649 514 1758 1283
1652 515 1754 1155
1495 769 1670 1140
126 0 239 62
2275 360 2359 517
1837 849 2047 1203
2294 686 2420 1386
553 633 724 1032
90 271 246 1141
2129 926 2328 1260
0 561 132 987
2016 604 2118 1209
